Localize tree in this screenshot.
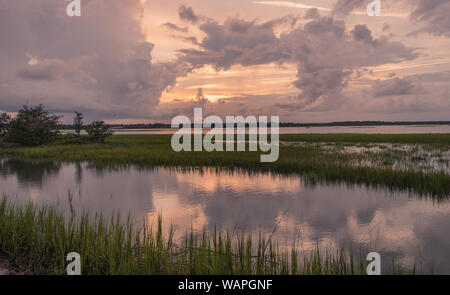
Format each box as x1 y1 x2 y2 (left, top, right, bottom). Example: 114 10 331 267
85 120 114 143
0 112 11 136
5 105 61 146
73 111 84 136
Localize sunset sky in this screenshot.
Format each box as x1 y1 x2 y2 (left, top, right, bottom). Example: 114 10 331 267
0 0 449 123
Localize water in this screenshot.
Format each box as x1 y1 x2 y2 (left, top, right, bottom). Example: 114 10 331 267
1 159 450 273
61 125 450 135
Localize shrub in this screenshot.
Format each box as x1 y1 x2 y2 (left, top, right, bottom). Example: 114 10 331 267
5 105 60 146
85 120 114 143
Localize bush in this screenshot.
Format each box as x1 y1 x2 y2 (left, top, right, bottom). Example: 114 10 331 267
0 112 11 136
5 105 60 146
85 120 114 143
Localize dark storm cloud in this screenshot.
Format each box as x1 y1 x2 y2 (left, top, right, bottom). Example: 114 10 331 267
0 0 189 120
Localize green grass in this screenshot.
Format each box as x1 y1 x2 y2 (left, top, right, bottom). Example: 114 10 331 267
0 198 412 275
0 134 449 199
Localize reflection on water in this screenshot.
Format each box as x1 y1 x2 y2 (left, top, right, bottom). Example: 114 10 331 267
0 159 62 187
1 159 450 273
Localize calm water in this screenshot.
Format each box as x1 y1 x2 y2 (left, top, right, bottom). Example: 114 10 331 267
1 159 450 273
62 125 450 135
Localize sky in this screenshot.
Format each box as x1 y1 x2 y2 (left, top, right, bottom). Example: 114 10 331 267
0 0 449 123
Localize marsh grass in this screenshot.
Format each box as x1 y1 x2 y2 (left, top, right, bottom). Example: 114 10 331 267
0 134 449 199
280 134 450 147
0 198 411 275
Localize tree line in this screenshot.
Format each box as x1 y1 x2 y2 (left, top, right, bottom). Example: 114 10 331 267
0 105 113 146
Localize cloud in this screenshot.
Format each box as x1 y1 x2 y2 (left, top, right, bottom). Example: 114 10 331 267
351 24 377 46
372 78 417 97
194 88 209 106
17 58 77 81
281 18 417 107
362 92 449 114
16 55 96 83
163 22 188 33
178 4 201 24
304 8 320 19
252 1 331 13
409 0 450 37
409 70 450 83
177 16 289 70
0 1 439 121
332 0 450 37
175 7 418 109
332 0 365 16
0 0 189 120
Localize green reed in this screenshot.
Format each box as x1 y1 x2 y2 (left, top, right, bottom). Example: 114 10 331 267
0 198 403 275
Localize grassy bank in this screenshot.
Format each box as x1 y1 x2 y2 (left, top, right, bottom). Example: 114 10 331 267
0 198 411 275
1 134 449 198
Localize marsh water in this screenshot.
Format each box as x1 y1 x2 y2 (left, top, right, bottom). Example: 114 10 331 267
1 159 450 274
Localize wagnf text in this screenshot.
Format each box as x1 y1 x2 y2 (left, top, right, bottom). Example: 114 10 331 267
171 108 279 162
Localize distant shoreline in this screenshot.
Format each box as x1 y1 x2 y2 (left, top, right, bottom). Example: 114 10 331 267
58 121 450 130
